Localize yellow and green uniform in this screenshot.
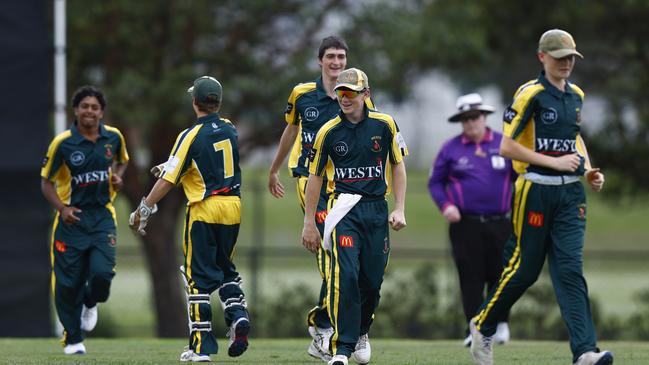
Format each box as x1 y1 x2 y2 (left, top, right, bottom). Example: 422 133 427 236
310 107 407 357
285 76 376 330
160 112 247 356
473 71 598 362
41 122 128 345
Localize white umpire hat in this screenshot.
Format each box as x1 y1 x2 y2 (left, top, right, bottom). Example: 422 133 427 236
448 93 495 122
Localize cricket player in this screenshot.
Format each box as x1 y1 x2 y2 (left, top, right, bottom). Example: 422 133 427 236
302 68 408 365
469 29 612 365
41 85 129 355
129 76 250 362
267 35 374 361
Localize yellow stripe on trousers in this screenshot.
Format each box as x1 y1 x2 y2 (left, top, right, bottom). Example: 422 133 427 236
326 194 341 356
474 177 532 330
49 213 66 347
49 212 60 294
297 176 307 212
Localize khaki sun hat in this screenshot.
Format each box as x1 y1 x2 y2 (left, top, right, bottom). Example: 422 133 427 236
538 29 583 59
334 68 369 91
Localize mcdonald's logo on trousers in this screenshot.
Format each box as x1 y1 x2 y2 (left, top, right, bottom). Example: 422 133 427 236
339 235 354 248
527 211 544 227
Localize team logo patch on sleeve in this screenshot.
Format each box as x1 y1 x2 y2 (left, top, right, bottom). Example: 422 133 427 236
308 148 317 162
396 132 407 150
503 106 517 123
41 156 49 167
285 103 293 114
163 156 180 173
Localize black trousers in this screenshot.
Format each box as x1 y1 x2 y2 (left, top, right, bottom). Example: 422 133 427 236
449 216 511 330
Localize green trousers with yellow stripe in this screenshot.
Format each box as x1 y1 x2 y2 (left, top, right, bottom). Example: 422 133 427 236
328 197 390 357
182 196 249 355
297 176 332 330
473 176 598 362
51 205 117 345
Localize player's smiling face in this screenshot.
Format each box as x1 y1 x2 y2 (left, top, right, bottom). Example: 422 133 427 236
319 48 347 80
74 96 104 129
336 87 368 122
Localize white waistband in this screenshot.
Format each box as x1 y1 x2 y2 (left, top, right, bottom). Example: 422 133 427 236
523 172 580 185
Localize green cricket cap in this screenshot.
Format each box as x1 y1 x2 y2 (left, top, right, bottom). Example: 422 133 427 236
334 68 369 92
187 76 222 103
538 29 583 59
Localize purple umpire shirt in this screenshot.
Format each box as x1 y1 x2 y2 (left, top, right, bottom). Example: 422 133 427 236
428 128 515 216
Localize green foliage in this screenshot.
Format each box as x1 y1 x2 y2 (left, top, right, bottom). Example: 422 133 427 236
627 289 649 340
371 262 465 339
66 0 350 159
346 0 649 194
247 262 649 341
250 283 315 338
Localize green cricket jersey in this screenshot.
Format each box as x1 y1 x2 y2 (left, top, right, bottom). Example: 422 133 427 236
503 71 588 176
309 107 408 198
160 113 241 203
41 122 129 207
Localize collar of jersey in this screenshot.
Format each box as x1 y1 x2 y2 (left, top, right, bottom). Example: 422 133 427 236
69 121 110 144
195 112 220 125
538 71 576 98
315 76 334 101
461 127 494 145
339 106 369 128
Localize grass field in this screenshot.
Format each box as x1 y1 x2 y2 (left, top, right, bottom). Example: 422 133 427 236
2 338 648 365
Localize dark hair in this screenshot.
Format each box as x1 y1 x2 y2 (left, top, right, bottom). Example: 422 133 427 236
195 95 221 113
318 36 348 60
71 85 106 110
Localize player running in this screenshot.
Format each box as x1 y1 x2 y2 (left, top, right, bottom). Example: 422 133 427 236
41 85 128 355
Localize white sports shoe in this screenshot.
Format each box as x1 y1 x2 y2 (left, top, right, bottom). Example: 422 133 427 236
493 322 510 345
80 305 98 332
227 317 250 357
179 346 211 362
328 354 349 365
308 325 333 361
350 333 371 364
573 350 614 365
63 342 86 355
469 321 493 365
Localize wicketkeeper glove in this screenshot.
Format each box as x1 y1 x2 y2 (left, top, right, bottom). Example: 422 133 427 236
150 162 167 178
128 198 158 236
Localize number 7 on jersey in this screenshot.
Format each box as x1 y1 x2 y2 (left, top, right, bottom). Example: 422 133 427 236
213 139 234 178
